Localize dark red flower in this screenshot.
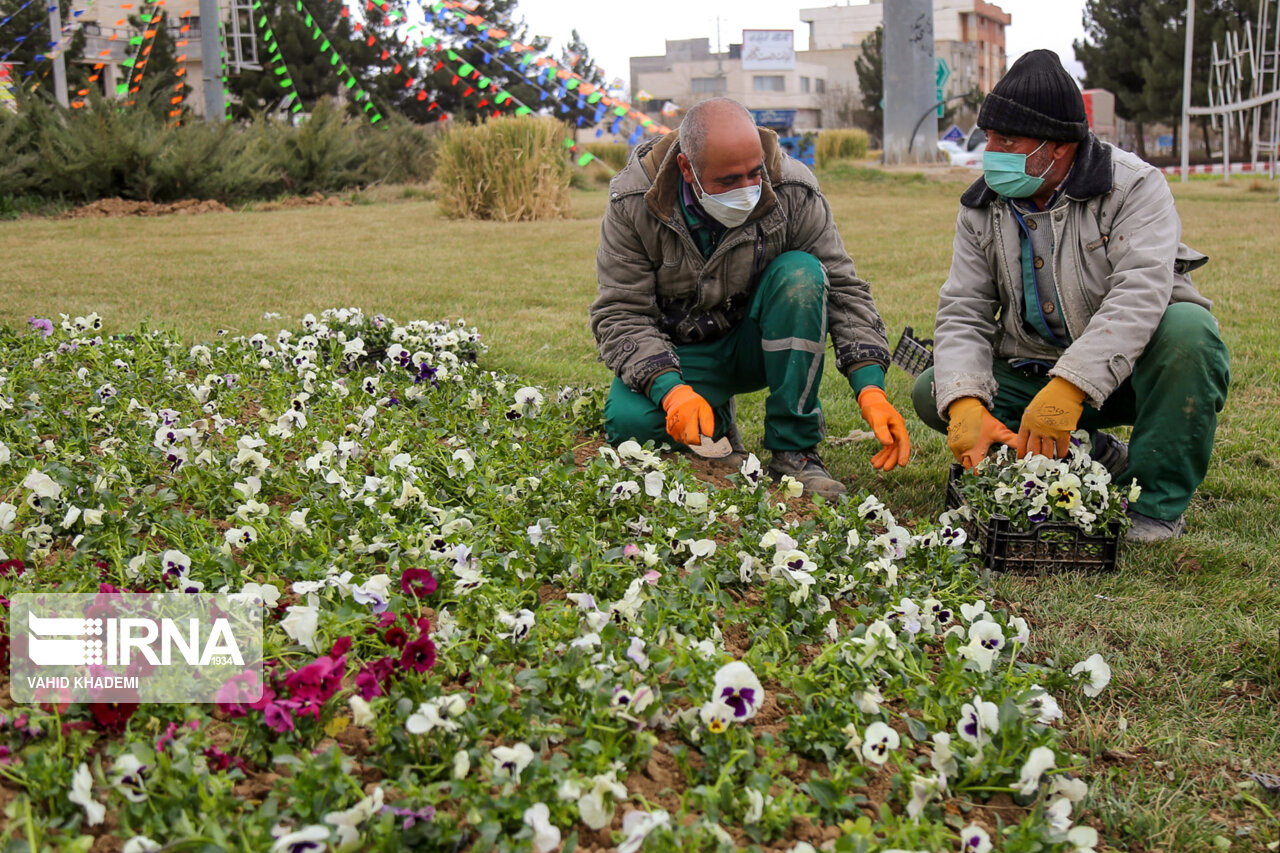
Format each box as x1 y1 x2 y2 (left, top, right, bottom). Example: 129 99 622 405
376 612 398 628
400 569 437 598
90 701 139 733
0 560 24 578
383 627 408 648
400 635 436 673
328 636 352 659
356 656 398 700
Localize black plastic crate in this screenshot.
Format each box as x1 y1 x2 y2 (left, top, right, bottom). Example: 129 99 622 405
891 326 934 378
944 464 1122 574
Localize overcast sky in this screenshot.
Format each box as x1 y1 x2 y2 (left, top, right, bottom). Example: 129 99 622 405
513 0 1088 91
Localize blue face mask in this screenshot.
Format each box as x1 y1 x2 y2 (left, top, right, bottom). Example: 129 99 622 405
982 140 1051 198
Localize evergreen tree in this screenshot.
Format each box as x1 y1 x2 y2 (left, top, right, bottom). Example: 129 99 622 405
1075 0 1258 159
0 0 87 97
852 25 883 142
227 0 374 120
409 0 555 124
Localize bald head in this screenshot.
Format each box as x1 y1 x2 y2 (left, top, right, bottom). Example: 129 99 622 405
679 98 757 172
676 98 764 198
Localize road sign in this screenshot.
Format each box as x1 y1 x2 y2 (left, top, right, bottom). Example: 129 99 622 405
942 124 965 143
936 58 951 118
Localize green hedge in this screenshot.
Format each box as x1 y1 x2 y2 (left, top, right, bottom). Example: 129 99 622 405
0 89 437 206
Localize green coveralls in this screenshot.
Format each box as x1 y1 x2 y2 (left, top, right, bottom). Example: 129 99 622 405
604 249 832 452
912 302 1230 520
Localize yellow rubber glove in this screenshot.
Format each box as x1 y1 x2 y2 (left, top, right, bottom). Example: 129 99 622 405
857 387 911 471
947 397 1019 471
1016 377 1086 460
661 384 715 447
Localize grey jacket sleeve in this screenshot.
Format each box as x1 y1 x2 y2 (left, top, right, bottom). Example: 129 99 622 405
933 207 1002 418
589 197 679 394
784 184 890 373
1049 169 1182 406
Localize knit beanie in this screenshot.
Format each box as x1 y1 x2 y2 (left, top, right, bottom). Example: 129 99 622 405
978 49 1088 142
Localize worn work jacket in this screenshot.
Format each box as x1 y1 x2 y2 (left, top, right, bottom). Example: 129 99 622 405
589 128 890 396
933 133 1212 417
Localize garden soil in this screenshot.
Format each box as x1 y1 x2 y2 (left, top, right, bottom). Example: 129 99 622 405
64 198 231 218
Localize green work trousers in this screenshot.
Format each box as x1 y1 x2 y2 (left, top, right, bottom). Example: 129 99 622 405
911 302 1230 520
604 250 829 452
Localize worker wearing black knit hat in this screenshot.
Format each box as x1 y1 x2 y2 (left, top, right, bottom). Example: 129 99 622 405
913 49 1231 544
978 48 1089 143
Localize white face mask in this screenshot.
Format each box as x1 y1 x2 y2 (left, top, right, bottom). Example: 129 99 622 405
691 168 762 228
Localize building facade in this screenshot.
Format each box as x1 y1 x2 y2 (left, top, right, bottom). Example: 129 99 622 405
629 0 1010 135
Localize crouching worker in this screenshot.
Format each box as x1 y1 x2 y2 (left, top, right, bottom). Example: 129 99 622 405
589 97 911 501
912 50 1230 542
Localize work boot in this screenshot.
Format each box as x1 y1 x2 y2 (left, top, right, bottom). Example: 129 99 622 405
1090 431 1129 478
767 449 847 501
1126 511 1186 543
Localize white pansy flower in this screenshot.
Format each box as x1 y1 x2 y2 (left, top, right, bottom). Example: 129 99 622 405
861 721 900 765
122 838 162 853
523 802 560 853
280 603 320 652
577 765 628 830
348 695 375 727
1014 746 1056 796
69 763 105 825
490 742 535 783
959 824 992 853
1071 653 1112 697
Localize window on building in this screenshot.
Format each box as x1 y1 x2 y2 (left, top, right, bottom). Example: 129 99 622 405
691 77 725 94
753 75 786 92
800 76 811 93
815 78 826 94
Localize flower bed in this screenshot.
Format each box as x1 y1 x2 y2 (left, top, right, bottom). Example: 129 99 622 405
1 310 1110 852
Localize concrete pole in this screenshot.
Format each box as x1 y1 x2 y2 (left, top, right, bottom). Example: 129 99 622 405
199 0 224 120
1180 0 1195 181
883 0 941 165
48 2 68 107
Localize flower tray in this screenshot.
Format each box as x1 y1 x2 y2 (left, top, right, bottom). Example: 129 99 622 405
890 326 935 378
945 464 1122 574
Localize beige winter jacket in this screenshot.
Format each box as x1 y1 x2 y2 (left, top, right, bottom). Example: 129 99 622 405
590 128 890 396
933 134 1212 416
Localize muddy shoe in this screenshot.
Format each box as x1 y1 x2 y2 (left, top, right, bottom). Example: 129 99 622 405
1126 511 1185 543
1090 431 1129 478
766 449 847 501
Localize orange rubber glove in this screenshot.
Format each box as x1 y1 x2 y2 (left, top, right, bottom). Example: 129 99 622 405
1016 377 1086 460
661 384 715 447
946 397 1018 471
857 387 911 471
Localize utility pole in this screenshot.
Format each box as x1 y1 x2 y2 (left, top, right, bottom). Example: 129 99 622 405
1180 0 1195 181
200 0 224 120
48 1 68 107
883 0 941 165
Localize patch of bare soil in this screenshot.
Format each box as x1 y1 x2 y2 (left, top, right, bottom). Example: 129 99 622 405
64 198 231 218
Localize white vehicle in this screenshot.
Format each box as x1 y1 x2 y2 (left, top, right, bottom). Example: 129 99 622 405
937 128 987 169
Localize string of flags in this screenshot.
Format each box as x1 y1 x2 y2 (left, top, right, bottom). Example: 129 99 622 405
293 0 382 124
121 1 166 104
250 0 302 114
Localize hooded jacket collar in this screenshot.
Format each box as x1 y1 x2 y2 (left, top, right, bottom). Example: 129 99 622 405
960 132 1113 209
639 127 784 224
